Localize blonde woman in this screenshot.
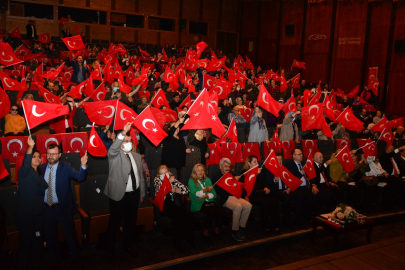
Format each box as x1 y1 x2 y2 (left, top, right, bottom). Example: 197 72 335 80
153 165 193 249
188 164 222 242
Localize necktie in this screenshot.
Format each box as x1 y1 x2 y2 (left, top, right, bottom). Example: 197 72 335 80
47 167 54 206
126 154 137 190
298 163 310 187
318 164 330 186
391 158 399 177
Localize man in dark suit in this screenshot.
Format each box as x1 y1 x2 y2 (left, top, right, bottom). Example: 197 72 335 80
26 20 37 41
68 55 89 84
265 152 293 228
283 149 313 229
42 144 88 269
104 122 145 262
312 152 344 214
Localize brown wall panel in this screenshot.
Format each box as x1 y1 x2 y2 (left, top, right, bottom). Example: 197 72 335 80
115 0 137 12
182 0 201 21
114 28 135 43
89 25 111 41
161 0 180 17
138 0 159 15
138 31 159 44
89 0 110 9
64 0 86 8
160 32 178 46
221 0 238 32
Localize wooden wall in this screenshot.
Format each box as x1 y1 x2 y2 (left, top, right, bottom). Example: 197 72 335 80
240 0 405 116
1 0 239 50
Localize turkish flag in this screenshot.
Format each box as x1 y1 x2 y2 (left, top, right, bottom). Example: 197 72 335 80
87 125 107 157
206 57 226 72
280 165 303 192
264 141 282 158
116 43 127 54
131 73 149 88
379 128 394 148
39 63 65 81
199 59 210 69
60 17 69 25
302 139 319 158
319 113 334 138
125 66 136 85
151 89 170 109
301 103 323 131
243 165 259 197
265 71 280 81
263 149 281 177
323 95 335 122
10 27 21 38
133 106 167 146
0 43 24 66
216 172 245 199
36 84 61 104
240 108 254 122
335 107 364 132
138 46 150 57
371 115 389 132
362 141 378 158
290 73 301 89
303 151 317 180
224 118 238 143
292 59 306 70
207 143 222 166
154 174 172 211
196 41 208 58
60 71 73 83
203 74 215 89
257 83 283 117
367 78 379 97
346 85 359 99
113 64 124 79
178 94 192 110
138 90 151 100
368 67 378 86
242 142 261 161
117 74 132 94
160 108 178 122
150 107 167 128
61 132 88 157
161 48 169 62
36 134 63 155
0 86 10 118
0 154 9 180
114 101 138 130
221 142 243 165
185 74 193 90
184 58 198 71
62 35 85 51
89 83 106 101
22 100 69 129
211 79 229 99
67 79 86 99
0 136 28 163
303 90 311 107
237 55 245 68
389 118 404 130
245 56 254 70
232 58 241 71
90 63 102 81
14 45 32 56
107 43 116 55
362 104 376 113
335 145 355 172
281 140 295 159
83 100 117 126
38 33 51 44
271 127 280 142
307 89 322 107
282 94 297 115
337 139 351 151
73 26 81 36
169 77 180 91
279 74 288 93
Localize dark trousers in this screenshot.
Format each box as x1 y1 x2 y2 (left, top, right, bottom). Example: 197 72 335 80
315 184 343 214
291 186 313 221
106 188 140 253
44 206 80 264
161 198 193 242
15 214 44 269
273 190 292 222
382 176 405 205
200 203 223 229
336 181 361 206
249 194 280 229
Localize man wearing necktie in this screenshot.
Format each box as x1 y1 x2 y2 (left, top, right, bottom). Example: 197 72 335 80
104 122 145 263
312 152 344 215
42 144 88 270
283 149 313 229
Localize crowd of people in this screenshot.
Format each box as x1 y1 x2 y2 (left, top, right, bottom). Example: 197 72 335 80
1 26 405 270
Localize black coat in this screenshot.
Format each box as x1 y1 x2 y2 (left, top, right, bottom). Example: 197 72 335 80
26 24 37 39
161 126 187 169
240 168 268 198
379 151 399 176
312 162 332 186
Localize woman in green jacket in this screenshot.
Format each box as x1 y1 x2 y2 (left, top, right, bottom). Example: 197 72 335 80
188 163 223 241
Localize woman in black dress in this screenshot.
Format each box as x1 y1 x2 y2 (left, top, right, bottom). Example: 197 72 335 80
15 137 48 269
161 117 187 180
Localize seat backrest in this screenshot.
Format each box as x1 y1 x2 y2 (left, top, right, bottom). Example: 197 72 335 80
0 159 12 187
79 175 109 214
60 153 81 171
73 108 91 128
318 140 335 157
181 166 194 185
234 162 245 175
208 164 220 180
144 147 163 170
0 186 18 228
87 155 109 176
237 128 246 143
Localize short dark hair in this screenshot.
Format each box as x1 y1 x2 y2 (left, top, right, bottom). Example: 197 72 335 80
173 92 180 98
275 152 282 157
47 144 61 153
291 149 299 157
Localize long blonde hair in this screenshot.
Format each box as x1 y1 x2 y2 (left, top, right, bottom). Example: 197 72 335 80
242 155 258 171
190 163 206 186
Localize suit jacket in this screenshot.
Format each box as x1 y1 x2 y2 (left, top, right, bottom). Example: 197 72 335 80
104 135 146 202
69 58 89 84
264 167 287 192
26 24 37 39
16 153 48 217
380 151 400 176
284 159 305 181
40 161 87 216
312 162 332 186
396 156 405 177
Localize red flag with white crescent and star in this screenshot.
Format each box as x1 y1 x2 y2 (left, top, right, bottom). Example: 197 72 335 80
221 142 243 165
154 174 172 211
240 108 253 122
36 134 63 155
292 59 306 70
271 127 280 142
0 136 28 163
22 100 69 129
36 84 62 104
257 83 283 117
83 100 117 126
263 149 281 177
87 125 107 157
67 79 87 99
133 106 168 147
301 139 319 158
281 140 295 159
151 89 170 109
38 33 51 44
379 128 394 148
335 145 356 172
203 73 215 89
0 71 26 91
243 165 259 197
242 142 261 161
279 165 303 192
114 101 138 130
303 151 317 180
337 139 351 151
216 172 245 199
207 143 222 166
0 86 10 118
10 27 21 38
282 94 297 115
89 83 106 101
178 94 192 110
224 118 238 143
62 35 85 51
61 132 88 157
371 115 389 132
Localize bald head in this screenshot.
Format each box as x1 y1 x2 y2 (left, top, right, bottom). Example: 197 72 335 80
313 152 324 164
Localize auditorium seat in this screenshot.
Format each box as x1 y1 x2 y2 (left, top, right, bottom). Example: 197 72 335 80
0 186 19 253
0 159 12 187
237 128 246 143
78 175 109 243
267 127 276 138
181 166 194 185
140 133 156 149
234 162 244 175
208 164 220 180
144 147 163 170
73 108 92 128
60 153 81 171
87 155 109 176
318 140 335 157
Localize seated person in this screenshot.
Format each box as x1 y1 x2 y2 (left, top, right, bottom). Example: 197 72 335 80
5 105 26 136
228 106 250 135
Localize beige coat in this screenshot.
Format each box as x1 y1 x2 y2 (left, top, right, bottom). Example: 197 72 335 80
280 115 299 141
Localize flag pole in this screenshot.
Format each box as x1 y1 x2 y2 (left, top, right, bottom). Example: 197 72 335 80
333 144 348 160
261 149 273 169
21 100 31 136
376 128 385 144
112 99 119 131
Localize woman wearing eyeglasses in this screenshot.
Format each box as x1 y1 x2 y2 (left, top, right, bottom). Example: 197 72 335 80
4 105 26 136
15 137 48 269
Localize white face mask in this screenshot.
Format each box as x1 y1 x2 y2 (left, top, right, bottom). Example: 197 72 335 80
122 142 132 152
367 156 375 164
159 173 170 180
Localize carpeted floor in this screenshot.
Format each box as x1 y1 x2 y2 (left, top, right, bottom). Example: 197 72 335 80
4 207 405 270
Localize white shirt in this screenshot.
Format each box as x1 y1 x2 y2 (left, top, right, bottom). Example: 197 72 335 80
315 162 327 184
31 25 35 37
117 133 139 192
295 161 306 186
391 149 400 176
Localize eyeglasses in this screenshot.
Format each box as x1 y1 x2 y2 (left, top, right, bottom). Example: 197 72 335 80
294 153 303 156
46 153 59 156
11 109 18 111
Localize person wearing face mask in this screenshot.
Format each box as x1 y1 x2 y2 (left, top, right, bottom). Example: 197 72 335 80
5 105 26 136
15 137 48 270
161 118 187 180
104 122 145 263
153 165 193 249
186 129 210 167
107 81 128 104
